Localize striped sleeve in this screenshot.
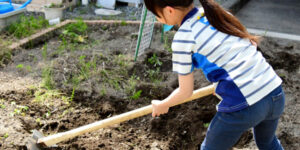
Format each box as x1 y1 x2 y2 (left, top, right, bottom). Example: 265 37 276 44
171 27 195 75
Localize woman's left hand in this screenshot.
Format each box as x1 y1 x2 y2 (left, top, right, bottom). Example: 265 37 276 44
151 100 169 117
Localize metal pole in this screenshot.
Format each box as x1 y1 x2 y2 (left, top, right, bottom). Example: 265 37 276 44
134 6 148 61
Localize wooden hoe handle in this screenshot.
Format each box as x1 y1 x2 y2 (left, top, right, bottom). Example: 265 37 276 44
38 85 215 147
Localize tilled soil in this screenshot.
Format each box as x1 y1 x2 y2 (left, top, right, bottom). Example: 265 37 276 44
0 24 299 150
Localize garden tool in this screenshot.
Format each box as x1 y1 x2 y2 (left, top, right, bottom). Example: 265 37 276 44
28 84 215 150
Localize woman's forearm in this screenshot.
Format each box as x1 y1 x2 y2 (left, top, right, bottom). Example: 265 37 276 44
161 88 193 107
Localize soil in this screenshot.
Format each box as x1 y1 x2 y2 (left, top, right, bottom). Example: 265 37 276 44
0 23 299 150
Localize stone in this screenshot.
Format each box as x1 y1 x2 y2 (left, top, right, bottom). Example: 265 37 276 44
94 8 122 16
96 0 116 10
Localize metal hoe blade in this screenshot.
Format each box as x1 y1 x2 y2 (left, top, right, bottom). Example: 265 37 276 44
27 130 57 150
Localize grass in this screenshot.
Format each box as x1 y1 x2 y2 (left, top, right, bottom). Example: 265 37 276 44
0 49 12 67
55 19 88 54
7 15 49 39
42 43 48 60
41 67 55 90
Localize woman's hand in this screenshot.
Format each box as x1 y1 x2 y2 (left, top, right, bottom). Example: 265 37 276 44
250 40 257 47
151 100 169 117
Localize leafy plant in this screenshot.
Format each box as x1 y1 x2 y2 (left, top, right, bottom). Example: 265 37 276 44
130 90 142 100
12 105 29 116
148 54 162 67
16 64 24 69
204 122 210 128
146 68 162 83
8 15 49 38
61 19 88 43
3 133 8 139
0 104 5 109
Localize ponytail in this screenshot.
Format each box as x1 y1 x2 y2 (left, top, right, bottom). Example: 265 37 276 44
199 0 259 43
144 0 259 43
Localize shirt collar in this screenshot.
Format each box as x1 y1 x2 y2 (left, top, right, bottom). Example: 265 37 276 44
181 7 199 25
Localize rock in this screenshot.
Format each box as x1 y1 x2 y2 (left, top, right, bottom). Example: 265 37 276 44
97 0 116 10
94 9 122 16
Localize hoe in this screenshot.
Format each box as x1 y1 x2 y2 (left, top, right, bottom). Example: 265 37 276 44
28 85 214 150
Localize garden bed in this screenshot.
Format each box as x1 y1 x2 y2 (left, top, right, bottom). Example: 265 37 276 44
0 20 299 150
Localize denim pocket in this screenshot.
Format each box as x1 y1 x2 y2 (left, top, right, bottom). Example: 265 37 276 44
271 91 285 119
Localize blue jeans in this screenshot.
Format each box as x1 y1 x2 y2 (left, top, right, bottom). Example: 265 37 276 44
201 85 285 150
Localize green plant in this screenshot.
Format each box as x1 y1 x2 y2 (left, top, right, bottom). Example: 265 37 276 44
148 54 162 67
26 65 32 72
146 68 162 83
164 36 172 53
78 55 96 79
130 90 142 100
204 122 210 128
36 118 42 125
3 133 8 139
0 50 12 67
12 105 29 116
61 19 88 43
41 67 54 90
70 87 76 102
16 64 24 69
42 43 48 60
44 111 51 118
0 104 5 109
46 3 64 8
8 15 49 38
100 88 107 97
121 20 127 26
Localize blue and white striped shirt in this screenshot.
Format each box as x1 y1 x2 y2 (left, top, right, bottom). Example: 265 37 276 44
172 8 282 112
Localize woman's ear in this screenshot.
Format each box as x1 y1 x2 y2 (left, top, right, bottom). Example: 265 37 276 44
164 6 175 16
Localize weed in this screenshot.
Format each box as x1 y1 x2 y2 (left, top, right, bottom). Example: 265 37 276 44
146 68 162 83
78 55 97 79
204 123 210 128
11 105 29 116
101 25 108 31
100 87 107 97
16 64 24 69
42 43 48 60
130 90 142 100
148 54 162 67
164 36 172 53
0 104 5 109
3 133 9 139
26 65 32 72
70 87 76 102
8 15 49 38
36 118 42 125
41 67 54 90
46 3 64 8
0 49 12 66
61 19 87 43
44 111 51 118
121 20 127 26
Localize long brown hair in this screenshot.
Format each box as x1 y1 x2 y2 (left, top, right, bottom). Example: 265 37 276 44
144 0 259 43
